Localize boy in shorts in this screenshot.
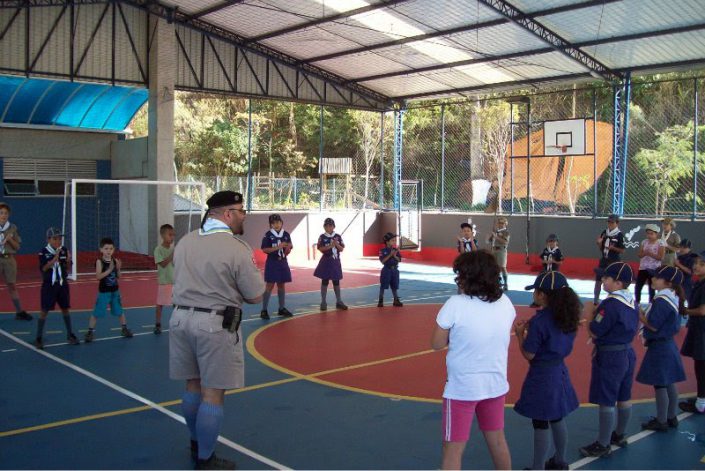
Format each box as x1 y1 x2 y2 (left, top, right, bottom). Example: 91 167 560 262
34 227 79 349
154 224 175 334
85 238 133 342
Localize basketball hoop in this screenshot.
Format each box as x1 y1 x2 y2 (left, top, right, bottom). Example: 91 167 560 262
547 144 569 154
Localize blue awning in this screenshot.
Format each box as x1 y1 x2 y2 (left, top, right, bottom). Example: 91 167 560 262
0 75 148 132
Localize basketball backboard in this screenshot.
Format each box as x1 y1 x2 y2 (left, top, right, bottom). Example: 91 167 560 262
544 119 586 155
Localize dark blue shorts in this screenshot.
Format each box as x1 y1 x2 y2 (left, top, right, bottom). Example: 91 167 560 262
380 266 400 290
41 283 70 312
589 348 636 405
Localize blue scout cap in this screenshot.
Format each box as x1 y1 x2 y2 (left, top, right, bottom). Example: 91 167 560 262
603 262 633 283
46 227 63 238
653 266 684 286
324 218 335 226
679 238 691 248
383 232 397 242
269 214 282 224
546 233 558 241
524 271 569 291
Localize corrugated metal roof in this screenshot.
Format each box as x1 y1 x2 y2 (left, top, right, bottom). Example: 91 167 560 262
160 0 704 102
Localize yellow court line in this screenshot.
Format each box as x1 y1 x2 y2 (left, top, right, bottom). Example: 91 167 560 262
0 377 302 438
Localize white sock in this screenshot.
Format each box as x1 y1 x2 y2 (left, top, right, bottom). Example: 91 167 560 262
695 397 705 412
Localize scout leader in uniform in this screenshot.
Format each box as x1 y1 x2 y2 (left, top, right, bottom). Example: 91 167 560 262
170 191 264 470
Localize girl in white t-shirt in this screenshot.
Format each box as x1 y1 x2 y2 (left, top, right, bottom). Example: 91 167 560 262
432 250 516 470
635 224 665 305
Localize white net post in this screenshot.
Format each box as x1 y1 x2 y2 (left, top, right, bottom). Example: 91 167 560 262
64 179 206 281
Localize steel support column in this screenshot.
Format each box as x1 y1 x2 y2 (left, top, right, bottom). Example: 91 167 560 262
319 105 324 212
441 104 446 211
379 112 385 209
612 72 631 215
393 108 405 212
694 78 699 220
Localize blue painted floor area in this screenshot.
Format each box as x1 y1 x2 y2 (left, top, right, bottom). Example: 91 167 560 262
2 263 705 469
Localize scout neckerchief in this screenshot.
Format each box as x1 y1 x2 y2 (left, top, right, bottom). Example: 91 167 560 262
661 230 673 249
545 246 559 271
606 288 635 309
0 221 10 254
461 237 474 252
45 244 63 286
652 288 679 313
493 228 507 246
270 228 285 258
325 231 338 259
602 227 620 258
200 218 231 235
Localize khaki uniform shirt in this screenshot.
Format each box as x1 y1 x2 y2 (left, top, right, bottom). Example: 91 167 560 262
173 228 264 310
0 224 21 254
662 231 681 267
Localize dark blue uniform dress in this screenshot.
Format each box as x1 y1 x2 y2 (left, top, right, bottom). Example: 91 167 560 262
39 246 70 311
379 246 401 290
681 280 705 360
636 291 686 385
541 247 564 272
589 291 639 405
595 230 625 280
678 252 698 300
261 230 292 283
514 308 579 421
314 233 344 281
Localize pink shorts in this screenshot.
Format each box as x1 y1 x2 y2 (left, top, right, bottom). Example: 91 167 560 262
156 284 173 306
442 395 506 442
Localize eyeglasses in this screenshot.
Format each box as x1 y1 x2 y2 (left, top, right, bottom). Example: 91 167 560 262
224 208 246 216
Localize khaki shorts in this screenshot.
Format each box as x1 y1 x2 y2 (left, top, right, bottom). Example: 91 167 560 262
0 256 18 284
493 248 507 268
169 307 244 390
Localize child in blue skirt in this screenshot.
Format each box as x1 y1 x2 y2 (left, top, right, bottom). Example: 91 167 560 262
679 251 705 414
636 266 686 431
579 262 639 458
515 271 581 470
378 232 403 308
314 218 347 311
260 214 293 320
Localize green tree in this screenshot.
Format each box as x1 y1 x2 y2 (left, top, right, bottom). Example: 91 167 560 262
633 121 705 215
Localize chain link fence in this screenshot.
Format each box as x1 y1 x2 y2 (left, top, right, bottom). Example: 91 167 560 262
172 77 704 218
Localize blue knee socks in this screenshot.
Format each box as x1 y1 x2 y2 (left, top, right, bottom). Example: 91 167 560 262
181 391 201 441
196 401 224 460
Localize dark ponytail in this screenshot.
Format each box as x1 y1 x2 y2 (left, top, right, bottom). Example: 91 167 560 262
540 286 582 333
673 283 687 316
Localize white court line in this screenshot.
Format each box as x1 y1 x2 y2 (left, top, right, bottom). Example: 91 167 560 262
0 328 290 470
569 411 694 469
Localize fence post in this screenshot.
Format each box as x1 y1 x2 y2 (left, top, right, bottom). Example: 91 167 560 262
246 99 253 212
441 104 446 211
380 111 385 209
319 105 324 212
694 77 699 220
393 108 405 212
293 176 297 209
593 88 598 218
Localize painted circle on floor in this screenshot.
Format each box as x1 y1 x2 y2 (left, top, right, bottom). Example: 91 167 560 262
248 303 695 404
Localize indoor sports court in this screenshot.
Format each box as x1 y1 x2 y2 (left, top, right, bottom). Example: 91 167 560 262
2 0 705 469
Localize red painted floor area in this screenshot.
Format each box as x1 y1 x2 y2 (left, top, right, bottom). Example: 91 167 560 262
0 264 379 313
253 304 697 404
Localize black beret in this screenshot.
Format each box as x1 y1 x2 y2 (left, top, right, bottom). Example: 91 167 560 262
269 214 282 224
206 191 243 209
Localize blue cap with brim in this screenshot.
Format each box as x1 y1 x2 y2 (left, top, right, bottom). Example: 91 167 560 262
525 271 569 291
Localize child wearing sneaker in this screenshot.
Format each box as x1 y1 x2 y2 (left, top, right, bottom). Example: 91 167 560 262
35 227 79 349
314 218 347 311
378 232 403 308
540 234 564 272
260 214 293 319
579 262 638 458
679 251 705 414
153 224 175 334
85 237 132 342
0 202 31 321
515 271 581 471
635 266 686 431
